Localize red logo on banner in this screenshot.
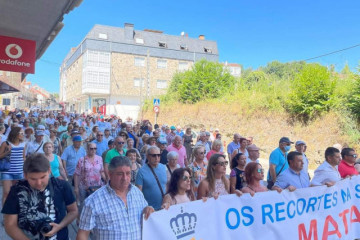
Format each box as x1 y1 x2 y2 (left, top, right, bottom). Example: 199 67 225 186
0 35 36 74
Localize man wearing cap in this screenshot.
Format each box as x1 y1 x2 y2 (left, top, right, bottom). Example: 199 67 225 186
26 130 46 156
92 131 108 156
36 125 50 142
295 140 309 176
247 144 260 165
227 133 241 161
166 126 177 145
267 137 293 189
338 148 359 178
61 135 86 185
157 138 169 165
272 151 310 192
175 126 184 137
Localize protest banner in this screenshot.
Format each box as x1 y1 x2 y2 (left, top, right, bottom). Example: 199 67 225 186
143 176 360 240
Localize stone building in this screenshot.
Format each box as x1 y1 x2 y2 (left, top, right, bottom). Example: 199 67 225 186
59 23 219 119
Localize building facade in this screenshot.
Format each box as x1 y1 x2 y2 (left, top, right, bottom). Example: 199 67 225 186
60 23 219 119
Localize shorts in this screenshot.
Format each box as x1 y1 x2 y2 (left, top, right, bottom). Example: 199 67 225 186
1 173 24 181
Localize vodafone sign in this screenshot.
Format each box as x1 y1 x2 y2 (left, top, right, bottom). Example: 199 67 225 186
0 35 36 74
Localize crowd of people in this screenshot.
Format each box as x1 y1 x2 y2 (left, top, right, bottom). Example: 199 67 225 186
0 109 359 240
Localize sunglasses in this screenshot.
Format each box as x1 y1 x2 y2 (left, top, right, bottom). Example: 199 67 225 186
346 154 357 158
149 154 161 158
257 168 264 173
182 176 191 181
89 148 97 150
198 152 205 154
97 135 103 137
117 141 125 145
216 161 228 167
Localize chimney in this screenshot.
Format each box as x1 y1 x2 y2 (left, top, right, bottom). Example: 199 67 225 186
199 35 205 40
124 23 134 40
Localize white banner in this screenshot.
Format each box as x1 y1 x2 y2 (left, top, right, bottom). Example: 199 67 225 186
143 176 360 240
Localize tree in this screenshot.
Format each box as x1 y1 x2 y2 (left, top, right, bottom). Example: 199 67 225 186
167 60 236 103
286 63 336 121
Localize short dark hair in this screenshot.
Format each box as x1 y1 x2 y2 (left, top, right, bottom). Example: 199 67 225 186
325 147 340 160
126 149 138 156
341 148 354 159
23 153 50 173
287 151 302 162
109 156 131 171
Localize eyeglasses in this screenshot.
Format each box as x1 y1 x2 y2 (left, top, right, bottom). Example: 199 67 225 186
346 154 357 158
257 168 264 173
216 161 228 167
182 176 191 181
117 141 125 144
89 148 97 150
149 154 161 158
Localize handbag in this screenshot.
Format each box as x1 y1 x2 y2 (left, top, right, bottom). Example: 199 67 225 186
83 156 102 197
0 141 11 172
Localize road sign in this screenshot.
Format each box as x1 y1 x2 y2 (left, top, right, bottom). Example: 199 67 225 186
153 98 160 106
153 106 160 113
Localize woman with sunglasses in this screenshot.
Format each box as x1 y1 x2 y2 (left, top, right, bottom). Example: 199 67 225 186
230 153 246 194
197 154 242 199
50 126 62 156
241 162 267 196
188 145 207 197
161 168 195 209
74 142 106 214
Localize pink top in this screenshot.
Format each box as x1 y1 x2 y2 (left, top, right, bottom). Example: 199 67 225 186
206 150 223 161
74 155 104 189
166 143 187 167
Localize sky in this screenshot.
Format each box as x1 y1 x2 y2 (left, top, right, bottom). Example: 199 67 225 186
26 0 360 93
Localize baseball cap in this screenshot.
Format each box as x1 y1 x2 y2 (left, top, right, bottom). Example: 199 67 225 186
108 139 114 145
71 129 80 135
279 137 294 144
247 144 260 151
295 140 306 146
157 138 167 144
72 136 82 142
37 125 46 130
35 130 45 136
170 126 176 130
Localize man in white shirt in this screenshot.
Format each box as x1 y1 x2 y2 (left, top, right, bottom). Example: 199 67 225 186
311 147 341 187
295 140 309 176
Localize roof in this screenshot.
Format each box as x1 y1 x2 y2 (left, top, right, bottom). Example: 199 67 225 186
85 24 219 55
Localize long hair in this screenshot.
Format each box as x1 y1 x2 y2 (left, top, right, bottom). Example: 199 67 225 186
244 162 261 185
231 153 243 169
7 126 22 143
166 168 195 201
206 154 229 193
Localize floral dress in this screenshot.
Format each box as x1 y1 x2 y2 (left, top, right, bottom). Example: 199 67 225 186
188 160 208 197
74 155 104 190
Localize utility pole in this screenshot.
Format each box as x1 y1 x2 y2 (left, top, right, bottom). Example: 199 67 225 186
146 49 150 99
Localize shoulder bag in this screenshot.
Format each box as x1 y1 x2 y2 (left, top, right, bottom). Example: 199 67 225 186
147 163 165 198
0 141 11 172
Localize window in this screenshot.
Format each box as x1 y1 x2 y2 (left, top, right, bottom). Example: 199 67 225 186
158 41 167 48
157 59 167 69
178 62 189 71
135 38 144 44
156 80 167 89
134 78 144 87
134 57 145 67
204 47 212 53
180 44 188 50
2 98 10 105
98 33 108 39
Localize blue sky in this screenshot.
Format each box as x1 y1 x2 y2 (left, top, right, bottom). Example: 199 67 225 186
26 0 360 93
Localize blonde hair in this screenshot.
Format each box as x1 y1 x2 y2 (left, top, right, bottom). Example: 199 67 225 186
211 139 223 150
206 154 229 193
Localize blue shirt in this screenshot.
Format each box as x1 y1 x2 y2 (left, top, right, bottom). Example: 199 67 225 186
227 141 240 156
274 167 310 189
79 184 148 240
135 163 167 210
267 147 289 181
61 145 86 176
92 139 109 156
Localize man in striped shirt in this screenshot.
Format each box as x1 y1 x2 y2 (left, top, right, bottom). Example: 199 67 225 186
77 156 154 240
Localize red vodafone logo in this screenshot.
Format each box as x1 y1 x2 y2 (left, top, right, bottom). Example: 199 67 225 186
5 44 23 59
0 35 36 74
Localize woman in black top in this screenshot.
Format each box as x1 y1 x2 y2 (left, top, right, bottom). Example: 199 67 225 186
230 153 246 193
